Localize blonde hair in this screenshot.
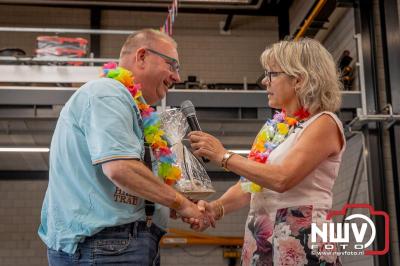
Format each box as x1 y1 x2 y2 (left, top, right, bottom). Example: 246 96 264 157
261 38 342 113
120 29 177 58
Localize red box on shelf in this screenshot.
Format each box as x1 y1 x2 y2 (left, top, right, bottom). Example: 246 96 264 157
36 36 88 65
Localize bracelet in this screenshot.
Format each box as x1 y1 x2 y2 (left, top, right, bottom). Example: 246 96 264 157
214 200 225 220
170 192 184 210
221 151 235 171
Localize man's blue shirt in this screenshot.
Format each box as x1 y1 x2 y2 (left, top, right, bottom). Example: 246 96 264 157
38 78 168 254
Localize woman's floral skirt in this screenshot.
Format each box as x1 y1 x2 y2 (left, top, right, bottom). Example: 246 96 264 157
241 205 342 266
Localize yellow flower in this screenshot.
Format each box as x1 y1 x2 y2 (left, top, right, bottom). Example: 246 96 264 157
277 123 289 135
258 130 267 142
117 68 133 87
170 167 182 180
153 134 167 147
250 182 262 192
134 90 142 99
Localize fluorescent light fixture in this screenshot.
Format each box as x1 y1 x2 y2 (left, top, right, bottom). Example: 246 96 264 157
181 0 252 3
229 149 251 155
0 147 50 152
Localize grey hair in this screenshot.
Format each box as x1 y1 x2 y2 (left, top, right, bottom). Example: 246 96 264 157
120 29 177 58
261 38 342 113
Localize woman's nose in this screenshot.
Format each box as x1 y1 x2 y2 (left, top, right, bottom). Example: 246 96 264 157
261 76 270 87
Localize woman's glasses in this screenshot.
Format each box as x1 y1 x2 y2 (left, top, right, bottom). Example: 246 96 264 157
264 71 286 82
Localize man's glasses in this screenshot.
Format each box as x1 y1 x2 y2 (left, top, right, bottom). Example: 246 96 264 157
264 70 286 82
147 48 180 73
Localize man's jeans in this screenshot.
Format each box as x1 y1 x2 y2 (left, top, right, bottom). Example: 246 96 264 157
47 221 166 266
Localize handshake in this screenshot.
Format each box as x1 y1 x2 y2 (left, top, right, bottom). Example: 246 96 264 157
171 199 225 232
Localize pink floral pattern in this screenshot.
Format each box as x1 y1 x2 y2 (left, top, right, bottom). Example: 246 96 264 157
285 205 312 236
242 212 274 266
241 205 342 266
274 237 308 265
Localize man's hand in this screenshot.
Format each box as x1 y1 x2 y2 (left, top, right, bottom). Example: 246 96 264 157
174 198 208 228
170 198 198 220
182 200 218 231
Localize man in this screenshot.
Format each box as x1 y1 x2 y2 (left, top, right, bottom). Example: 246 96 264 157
39 29 205 265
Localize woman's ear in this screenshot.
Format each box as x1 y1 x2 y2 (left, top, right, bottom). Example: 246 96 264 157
294 75 304 91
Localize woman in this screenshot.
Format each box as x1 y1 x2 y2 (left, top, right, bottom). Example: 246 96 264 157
188 38 345 265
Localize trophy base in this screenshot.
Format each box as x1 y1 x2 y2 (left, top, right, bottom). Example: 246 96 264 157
180 190 215 201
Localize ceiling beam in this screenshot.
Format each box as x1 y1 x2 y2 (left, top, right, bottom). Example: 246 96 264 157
0 0 284 16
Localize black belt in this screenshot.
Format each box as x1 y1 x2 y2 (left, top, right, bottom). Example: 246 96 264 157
101 221 166 239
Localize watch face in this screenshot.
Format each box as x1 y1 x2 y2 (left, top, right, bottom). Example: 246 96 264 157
222 151 235 170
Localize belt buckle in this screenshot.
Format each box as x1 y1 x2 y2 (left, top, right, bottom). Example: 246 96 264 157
146 216 152 228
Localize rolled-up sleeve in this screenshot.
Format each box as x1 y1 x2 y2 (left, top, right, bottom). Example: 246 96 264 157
81 95 143 165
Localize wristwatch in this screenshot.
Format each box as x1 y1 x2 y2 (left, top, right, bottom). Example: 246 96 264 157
221 151 235 171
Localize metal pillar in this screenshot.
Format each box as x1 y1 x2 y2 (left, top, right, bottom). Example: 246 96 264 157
354 0 391 265
90 7 101 58
278 0 290 40
378 0 400 253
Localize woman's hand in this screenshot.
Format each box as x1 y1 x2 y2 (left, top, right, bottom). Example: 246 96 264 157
188 131 227 165
182 200 217 231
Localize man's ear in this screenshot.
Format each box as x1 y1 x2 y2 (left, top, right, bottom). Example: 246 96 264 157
135 48 147 68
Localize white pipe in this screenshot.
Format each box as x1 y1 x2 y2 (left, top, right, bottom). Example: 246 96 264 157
355 34 368 116
0 56 117 63
0 147 49 152
0 26 135 35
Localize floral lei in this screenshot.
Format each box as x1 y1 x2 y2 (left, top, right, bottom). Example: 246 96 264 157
241 108 310 193
102 62 181 185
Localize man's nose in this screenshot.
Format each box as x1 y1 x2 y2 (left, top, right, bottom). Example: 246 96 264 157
171 71 181 83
